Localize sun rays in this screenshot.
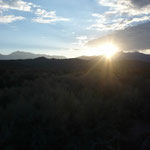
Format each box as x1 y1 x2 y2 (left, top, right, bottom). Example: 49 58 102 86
100 43 118 59
86 43 119 59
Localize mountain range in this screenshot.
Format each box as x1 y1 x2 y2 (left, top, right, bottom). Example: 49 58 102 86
78 51 150 62
1 51 150 62
0 51 66 60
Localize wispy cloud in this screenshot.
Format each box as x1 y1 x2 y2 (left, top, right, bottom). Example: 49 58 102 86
75 36 88 46
76 36 88 41
0 0 70 24
88 21 150 52
35 9 56 18
32 8 70 24
32 17 69 24
73 36 95 49
0 0 35 23
88 15 150 31
0 15 25 23
88 0 150 31
0 0 35 12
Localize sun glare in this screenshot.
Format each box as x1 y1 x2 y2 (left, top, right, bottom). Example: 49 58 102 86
86 43 118 59
101 43 118 59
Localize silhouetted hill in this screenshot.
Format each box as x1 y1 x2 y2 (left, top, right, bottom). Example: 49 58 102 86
0 56 150 72
114 51 150 62
34 56 49 61
78 55 102 60
0 57 150 150
0 51 66 60
78 51 150 62
0 58 91 72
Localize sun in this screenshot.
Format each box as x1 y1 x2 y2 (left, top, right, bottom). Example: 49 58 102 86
86 43 118 59
101 43 118 59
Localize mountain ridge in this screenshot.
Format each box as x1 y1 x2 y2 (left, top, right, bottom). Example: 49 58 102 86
0 51 66 60
78 51 150 62
1 51 150 62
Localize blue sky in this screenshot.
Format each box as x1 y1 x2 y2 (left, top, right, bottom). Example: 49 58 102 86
0 0 150 57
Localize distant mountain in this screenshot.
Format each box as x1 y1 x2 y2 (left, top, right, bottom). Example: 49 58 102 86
114 51 150 62
78 55 102 60
78 51 150 62
0 51 66 60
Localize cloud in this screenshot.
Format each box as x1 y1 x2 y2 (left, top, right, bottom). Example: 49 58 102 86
88 0 150 31
130 0 150 8
35 9 56 18
0 1 69 24
88 15 150 31
75 36 89 46
32 8 70 24
0 0 36 23
87 21 150 52
73 36 95 48
0 15 25 23
32 17 69 24
0 0 35 12
76 36 88 41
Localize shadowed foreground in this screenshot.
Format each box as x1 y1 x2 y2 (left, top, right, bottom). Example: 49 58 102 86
0 58 150 150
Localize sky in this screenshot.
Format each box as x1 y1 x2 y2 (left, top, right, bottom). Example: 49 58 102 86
0 0 150 57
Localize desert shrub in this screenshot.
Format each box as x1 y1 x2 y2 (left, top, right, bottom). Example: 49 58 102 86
0 59 150 150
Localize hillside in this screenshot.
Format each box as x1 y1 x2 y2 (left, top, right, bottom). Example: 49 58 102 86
0 58 150 150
